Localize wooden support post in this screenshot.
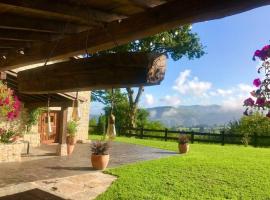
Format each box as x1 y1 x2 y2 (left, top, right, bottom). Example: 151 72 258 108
140 127 144 139
221 130 225 146
191 132 194 144
57 106 68 156
164 128 168 141
254 132 258 147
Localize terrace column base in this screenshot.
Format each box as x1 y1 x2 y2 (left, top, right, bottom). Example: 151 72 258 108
56 144 67 156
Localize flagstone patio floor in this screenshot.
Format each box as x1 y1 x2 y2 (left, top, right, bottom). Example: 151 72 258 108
0 141 177 200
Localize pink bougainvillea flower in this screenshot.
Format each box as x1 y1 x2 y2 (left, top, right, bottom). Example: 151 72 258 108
256 97 266 107
243 98 255 107
253 45 270 61
7 111 15 120
3 97 9 105
253 78 261 87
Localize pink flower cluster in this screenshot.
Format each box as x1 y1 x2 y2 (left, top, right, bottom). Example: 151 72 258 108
253 45 270 61
0 82 21 121
7 96 21 120
244 44 270 117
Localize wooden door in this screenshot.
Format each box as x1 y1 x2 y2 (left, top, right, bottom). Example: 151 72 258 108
38 111 60 144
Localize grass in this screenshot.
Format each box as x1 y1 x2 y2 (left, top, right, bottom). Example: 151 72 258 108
89 134 270 200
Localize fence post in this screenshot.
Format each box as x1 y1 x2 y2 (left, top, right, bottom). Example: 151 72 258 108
191 131 194 144
164 128 168 141
140 127 144 139
221 130 225 146
254 132 258 147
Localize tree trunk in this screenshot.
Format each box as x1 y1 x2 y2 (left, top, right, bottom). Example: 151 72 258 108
126 86 144 128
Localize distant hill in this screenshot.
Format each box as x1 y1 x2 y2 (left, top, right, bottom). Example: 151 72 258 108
147 105 243 127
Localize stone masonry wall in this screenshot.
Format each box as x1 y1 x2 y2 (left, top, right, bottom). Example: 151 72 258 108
67 91 91 142
0 143 24 163
23 133 40 147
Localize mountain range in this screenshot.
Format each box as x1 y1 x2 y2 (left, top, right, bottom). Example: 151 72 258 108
147 105 243 127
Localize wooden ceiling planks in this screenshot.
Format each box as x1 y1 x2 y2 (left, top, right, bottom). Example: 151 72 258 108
0 0 269 71
0 0 124 25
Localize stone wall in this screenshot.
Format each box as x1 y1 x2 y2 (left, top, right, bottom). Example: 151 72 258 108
0 143 24 163
67 91 91 142
23 133 40 147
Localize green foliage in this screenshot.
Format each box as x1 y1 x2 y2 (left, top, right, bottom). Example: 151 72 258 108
0 129 17 143
95 25 204 61
96 114 106 135
67 120 78 137
227 112 270 136
89 118 97 127
26 108 44 132
135 109 149 127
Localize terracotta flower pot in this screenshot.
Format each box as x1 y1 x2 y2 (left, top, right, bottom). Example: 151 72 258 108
91 154 110 170
66 136 76 155
67 144 75 155
178 143 189 154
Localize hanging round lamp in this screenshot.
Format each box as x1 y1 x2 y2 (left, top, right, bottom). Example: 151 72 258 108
72 91 81 121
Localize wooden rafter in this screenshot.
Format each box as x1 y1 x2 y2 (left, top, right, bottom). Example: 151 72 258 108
17 53 166 94
0 14 87 34
0 0 125 25
0 0 269 70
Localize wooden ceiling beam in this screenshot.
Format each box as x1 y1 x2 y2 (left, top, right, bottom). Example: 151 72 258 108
0 0 125 26
0 14 88 34
17 53 166 94
1 0 270 70
0 29 58 42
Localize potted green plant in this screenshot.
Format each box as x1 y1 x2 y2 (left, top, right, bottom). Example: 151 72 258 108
178 135 189 154
66 120 78 155
91 141 110 170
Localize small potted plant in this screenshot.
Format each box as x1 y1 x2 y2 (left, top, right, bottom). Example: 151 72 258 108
91 141 110 170
66 120 78 155
178 135 189 154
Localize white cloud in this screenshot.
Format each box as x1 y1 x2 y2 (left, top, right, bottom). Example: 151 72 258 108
216 89 233 97
237 83 254 94
173 70 212 96
162 108 178 117
144 93 155 106
160 95 181 106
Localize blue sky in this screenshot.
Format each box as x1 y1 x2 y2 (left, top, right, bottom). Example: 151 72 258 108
91 5 270 115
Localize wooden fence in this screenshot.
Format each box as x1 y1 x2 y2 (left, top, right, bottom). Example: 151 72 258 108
89 126 270 147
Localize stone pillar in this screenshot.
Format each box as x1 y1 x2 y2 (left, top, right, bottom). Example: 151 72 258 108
56 106 68 156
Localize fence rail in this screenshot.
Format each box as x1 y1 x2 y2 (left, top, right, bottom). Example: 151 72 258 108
89 125 270 146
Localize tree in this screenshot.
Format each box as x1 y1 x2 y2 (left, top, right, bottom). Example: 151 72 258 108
92 25 205 127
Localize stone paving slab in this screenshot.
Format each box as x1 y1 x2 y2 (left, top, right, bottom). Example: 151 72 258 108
0 142 177 188
0 172 116 200
0 141 178 199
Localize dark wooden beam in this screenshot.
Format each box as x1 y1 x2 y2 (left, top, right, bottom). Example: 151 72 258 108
0 0 125 25
0 29 59 42
0 14 88 34
17 53 166 94
1 0 270 70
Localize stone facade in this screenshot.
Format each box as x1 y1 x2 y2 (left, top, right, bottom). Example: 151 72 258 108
23 133 40 147
67 91 91 142
0 142 24 163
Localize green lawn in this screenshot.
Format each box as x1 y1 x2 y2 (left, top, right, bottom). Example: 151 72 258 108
89 135 270 200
